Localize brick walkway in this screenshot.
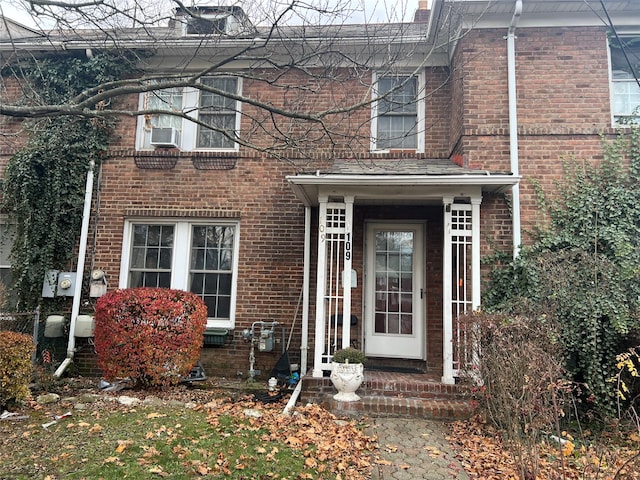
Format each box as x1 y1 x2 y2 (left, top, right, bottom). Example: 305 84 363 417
368 417 469 480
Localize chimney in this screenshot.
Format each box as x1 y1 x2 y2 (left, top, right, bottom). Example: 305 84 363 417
414 0 430 23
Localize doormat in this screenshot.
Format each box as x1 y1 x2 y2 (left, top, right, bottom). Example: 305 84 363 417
365 365 425 374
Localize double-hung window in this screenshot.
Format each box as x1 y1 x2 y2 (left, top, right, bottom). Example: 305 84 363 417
0 219 16 300
137 77 241 151
372 73 425 152
144 87 183 148
197 77 239 149
120 220 240 328
610 36 640 124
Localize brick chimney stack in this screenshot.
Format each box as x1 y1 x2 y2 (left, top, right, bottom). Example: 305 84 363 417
414 0 430 23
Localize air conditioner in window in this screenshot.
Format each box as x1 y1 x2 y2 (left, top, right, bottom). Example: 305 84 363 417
150 127 180 148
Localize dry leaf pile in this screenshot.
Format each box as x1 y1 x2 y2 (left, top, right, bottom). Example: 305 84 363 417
205 396 377 480
449 415 640 480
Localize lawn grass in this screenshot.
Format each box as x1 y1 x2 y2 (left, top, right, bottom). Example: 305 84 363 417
1 404 318 479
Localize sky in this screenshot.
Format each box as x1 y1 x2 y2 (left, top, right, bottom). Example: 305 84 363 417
1 0 421 29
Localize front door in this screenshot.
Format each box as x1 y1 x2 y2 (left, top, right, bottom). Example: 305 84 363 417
364 222 425 359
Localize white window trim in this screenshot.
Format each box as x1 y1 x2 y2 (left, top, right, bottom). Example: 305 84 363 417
608 33 640 126
370 70 425 153
135 78 243 152
0 215 15 272
119 219 241 329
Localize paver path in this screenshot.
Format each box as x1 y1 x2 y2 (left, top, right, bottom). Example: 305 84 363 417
368 418 469 480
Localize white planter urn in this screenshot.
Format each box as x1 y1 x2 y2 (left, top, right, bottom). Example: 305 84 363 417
330 361 364 402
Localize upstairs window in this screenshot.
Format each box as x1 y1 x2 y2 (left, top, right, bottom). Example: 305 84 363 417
137 77 241 151
610 36 640 123
197 77 239 149
372 73 424 152
144 88 183 148
186 16 226 35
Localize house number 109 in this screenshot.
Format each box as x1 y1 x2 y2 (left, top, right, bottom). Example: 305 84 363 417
345 232 351 260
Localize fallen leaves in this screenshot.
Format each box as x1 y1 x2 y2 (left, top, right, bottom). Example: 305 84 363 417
115 439 133 453
148 465 170 477
424 445 442 457
206 397 377 479
449 415 640 480
87 424 103 434
146 412 166 419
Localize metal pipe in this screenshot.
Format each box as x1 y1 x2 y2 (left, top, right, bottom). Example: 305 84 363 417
507 0 523 258
54 160 95 378
283 379 303 416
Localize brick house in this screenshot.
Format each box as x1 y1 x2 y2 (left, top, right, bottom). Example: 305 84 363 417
0 0 639 397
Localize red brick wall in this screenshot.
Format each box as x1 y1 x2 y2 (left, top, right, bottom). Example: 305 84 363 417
452 26 620 253
425 67 452 158
92 152 306 377
0 23 630 378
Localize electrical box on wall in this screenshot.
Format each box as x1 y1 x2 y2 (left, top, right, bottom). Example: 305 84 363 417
89 269 108 298
56 272 76 297
341 269 357 288
42 270 60 298
44 315 66 338
75 314 95 337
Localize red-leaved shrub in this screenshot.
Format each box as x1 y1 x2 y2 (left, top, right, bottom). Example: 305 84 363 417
94 288 207 388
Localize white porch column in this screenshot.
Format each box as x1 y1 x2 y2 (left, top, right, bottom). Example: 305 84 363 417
341 196 354 349
471 197 482 311
312 196 329 377
442 196 455 385
300 206 311 376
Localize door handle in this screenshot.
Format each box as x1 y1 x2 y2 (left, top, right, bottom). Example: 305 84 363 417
420 288 424 299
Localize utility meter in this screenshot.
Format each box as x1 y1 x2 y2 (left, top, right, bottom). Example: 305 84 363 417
258 328 275 352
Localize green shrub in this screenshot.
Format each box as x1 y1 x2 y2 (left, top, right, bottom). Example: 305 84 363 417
332 347 366 364
94 288 207 388
484 128 640 417
0 330 34 407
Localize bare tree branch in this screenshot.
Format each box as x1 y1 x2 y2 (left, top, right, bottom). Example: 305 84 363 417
0 0 474 158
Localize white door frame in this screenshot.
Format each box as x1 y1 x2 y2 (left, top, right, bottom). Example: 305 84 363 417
364 221 426 360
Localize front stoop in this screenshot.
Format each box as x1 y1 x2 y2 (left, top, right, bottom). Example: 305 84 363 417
299 371 474 420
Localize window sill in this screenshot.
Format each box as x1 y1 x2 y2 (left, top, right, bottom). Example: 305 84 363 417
207 319 234 329
370 148 422 156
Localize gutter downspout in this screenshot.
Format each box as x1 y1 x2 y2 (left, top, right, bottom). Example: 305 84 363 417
507 0 523 258
54 160 95 378
283 206 312 415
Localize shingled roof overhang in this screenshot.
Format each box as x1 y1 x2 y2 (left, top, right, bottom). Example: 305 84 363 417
287 159 520 207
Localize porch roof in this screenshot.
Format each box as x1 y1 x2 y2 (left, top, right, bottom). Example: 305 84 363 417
286 158 520 207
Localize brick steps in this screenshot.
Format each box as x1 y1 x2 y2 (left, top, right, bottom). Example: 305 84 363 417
325 395 474 420
299 371 474 420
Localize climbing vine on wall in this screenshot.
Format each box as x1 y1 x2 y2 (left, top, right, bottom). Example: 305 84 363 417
1 53 127 310
484 127 640 416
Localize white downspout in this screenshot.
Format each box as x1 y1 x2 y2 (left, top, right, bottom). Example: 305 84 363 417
283 206 312 415
54 160 95 378
507 0 523 258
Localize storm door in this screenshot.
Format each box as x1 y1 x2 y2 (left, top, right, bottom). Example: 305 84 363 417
364 223 425 359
